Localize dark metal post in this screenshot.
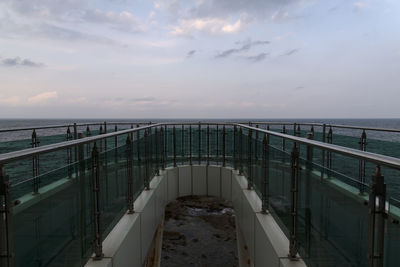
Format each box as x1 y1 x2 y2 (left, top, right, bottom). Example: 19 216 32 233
261 134 269 213
0 165 14 267
239 128 243 175
77 133 86 257
181 125 184 165
137 129 142 188
144 129 150 190
216 125 219 165
359 130 367 194
189 125 192 165
103 122 107 151
282 125 287 151
163 125 167 166
289 143 299 260
321 124 326 179
247 129 253 190
327 127 333 174
255 125 259 162
222 126 226 167
198 123 201 165
114 125 118 148
160 127 165 170
306 132 313 167
31 130 40 194
155 127 160 175
233 126 237 170
99 125 103 153
73 123 78 163
126 136 134 214
293 123 296 136
367 165 386 267
86 126 91 157
67 127 73 179
207 124 210 166
173 126 177 167
91 143 103 260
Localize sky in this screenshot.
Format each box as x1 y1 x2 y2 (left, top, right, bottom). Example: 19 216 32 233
0 0 399 119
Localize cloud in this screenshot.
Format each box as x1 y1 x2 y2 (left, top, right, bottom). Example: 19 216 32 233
83 9 144 32
186 0 299 20
270 9 289 22
28 91 58 103
283 49 299 56
215 39 270 58
353 1 370 12
0 57 44 67
171 18 244 36
187 50 196 58
0 96 21 106
246 53 268 62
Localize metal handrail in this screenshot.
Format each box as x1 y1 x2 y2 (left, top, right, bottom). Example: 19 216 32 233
0 121 153 133
1 122 400 171
236 124 400 170
0 123 162 164
251 121 400 133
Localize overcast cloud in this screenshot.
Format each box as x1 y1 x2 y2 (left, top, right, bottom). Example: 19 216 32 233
0 0 399 118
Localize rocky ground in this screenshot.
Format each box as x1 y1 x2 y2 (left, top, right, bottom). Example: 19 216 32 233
161 195 238 267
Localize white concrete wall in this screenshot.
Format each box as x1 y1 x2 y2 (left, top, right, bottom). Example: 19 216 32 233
85 165 307 267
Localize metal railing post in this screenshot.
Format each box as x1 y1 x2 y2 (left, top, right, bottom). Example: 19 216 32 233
103 122 107 151
216 125 219 165
306 132 313 167
0 165 14 267
255 125 259 162
289 142 299 260
160 127 165 170
86 126 91 157
155 127 160 175
126 136 134 214
233 126 237 170
91 143 103 260
77 133 86 256
137 129 142 188
162 125 166 166
189 125 192 165
114 125 118 148
297 125 301 137
222 126 226 167
327 127 333 175
181 125 184 165
67 127 73 179
247 129 253 190
261 134 269 213
282 125 286 151
74 123 78 163
173 126 177 167
207 124 210 166
99 125 103 153
321 124 326 179
144 129 150 190
359 130 367 194
367 165 386 267
198 123 201 165
239 128 243 175
31 129 40 194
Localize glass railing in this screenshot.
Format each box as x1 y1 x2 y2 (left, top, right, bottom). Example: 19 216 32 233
0 122 399 267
